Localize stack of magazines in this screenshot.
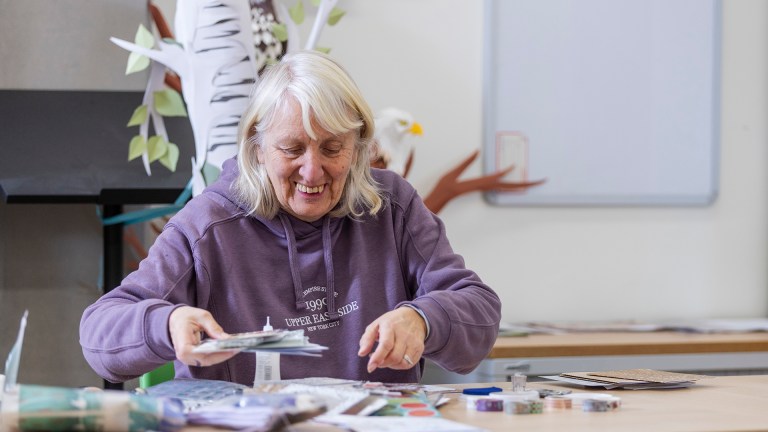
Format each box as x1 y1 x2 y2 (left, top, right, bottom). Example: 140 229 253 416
541 369 711 390
192 329 327 357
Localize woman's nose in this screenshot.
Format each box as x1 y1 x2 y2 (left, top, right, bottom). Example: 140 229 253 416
299 149 323 181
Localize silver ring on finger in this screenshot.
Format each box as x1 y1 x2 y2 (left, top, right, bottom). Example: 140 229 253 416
403 353 414 366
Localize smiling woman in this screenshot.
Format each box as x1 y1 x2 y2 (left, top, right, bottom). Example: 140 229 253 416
249 98 358 223
236 50 381 222
79 50 502 387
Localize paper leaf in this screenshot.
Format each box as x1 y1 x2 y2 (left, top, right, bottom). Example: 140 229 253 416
128 135 147 161
126 52 150 75
315 46 331 54
125 24 154 75
271 23 288 42
202 162 221 186
327 8 346 26
289 0 305 24
127 105 148 127
135 24 155 48
159 142 180 172
147 136 168 162
154 89 188 117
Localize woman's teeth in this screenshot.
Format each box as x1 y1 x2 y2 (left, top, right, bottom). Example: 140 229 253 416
297 183 325 194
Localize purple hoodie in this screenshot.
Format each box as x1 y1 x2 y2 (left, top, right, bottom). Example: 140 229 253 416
80 158 501 385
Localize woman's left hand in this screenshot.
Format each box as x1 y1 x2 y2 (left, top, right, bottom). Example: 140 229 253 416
357 307 427 373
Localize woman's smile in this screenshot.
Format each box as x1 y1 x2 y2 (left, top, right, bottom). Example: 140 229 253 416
296 182 326 194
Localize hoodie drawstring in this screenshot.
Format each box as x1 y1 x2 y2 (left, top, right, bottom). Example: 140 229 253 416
322 216 340 320
278 213 340 321
278 213 305 311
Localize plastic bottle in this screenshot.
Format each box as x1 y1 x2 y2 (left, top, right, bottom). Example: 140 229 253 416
254 317 281 384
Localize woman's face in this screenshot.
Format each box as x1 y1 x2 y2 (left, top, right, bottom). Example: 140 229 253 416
257 98 357 222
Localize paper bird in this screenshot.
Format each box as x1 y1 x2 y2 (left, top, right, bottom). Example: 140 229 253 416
372 108 423 176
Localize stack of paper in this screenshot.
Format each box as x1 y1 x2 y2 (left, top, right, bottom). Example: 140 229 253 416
192 329 328 357
185 393 326 431
542 369 711 390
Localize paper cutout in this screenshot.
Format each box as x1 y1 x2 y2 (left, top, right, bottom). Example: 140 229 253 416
127 105 148 127
147 136 168 162
128 135 147 161
373 108 423 177
289 1 306 24
159 142 180 171
202 162 221 187
271 23 288 41
4 310 28 392
327 8 345 25
113 0 346 194
125 24 154 74
304 0 339 50
153 88 187 117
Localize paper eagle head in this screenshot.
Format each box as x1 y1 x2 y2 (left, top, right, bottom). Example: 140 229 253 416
370 108 423 177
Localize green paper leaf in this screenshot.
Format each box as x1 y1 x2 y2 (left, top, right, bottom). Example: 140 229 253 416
327 8 346 26
271 23 288 42
135 24 155 48
125 24 154 75
202 162 221 186
153 89 188 117
310 0 320 6
315 46 331 54
128 135 147 161
289 0 305 24
159 142 180 172
126 51 149 75
127 105 148 127
147 136 168 162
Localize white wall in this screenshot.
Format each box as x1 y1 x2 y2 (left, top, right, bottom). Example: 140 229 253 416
323 0 768 322
1 1 766 385
0 0 148 90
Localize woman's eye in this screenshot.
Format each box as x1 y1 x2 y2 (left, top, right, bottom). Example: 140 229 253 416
282 147 302 156
323 143 343 155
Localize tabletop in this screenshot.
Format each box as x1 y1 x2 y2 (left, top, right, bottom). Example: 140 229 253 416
436 375 768 432
278 375 768 432
491 331 768 358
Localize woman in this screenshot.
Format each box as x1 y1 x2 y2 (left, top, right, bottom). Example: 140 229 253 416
80 50 501 385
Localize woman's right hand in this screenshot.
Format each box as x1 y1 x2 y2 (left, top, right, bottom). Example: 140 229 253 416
168 306 237 367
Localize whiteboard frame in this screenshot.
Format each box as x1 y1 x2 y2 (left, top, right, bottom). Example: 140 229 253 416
482 0 722 206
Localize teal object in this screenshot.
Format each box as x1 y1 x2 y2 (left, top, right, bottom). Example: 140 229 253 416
139 363 175 389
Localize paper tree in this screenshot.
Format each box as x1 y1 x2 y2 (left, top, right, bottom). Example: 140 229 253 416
115 1 541 211
113 0 346 196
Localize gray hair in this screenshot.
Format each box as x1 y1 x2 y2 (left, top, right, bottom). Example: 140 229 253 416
234 50 382 219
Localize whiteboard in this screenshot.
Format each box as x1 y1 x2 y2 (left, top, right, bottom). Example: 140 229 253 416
482 0 721 206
